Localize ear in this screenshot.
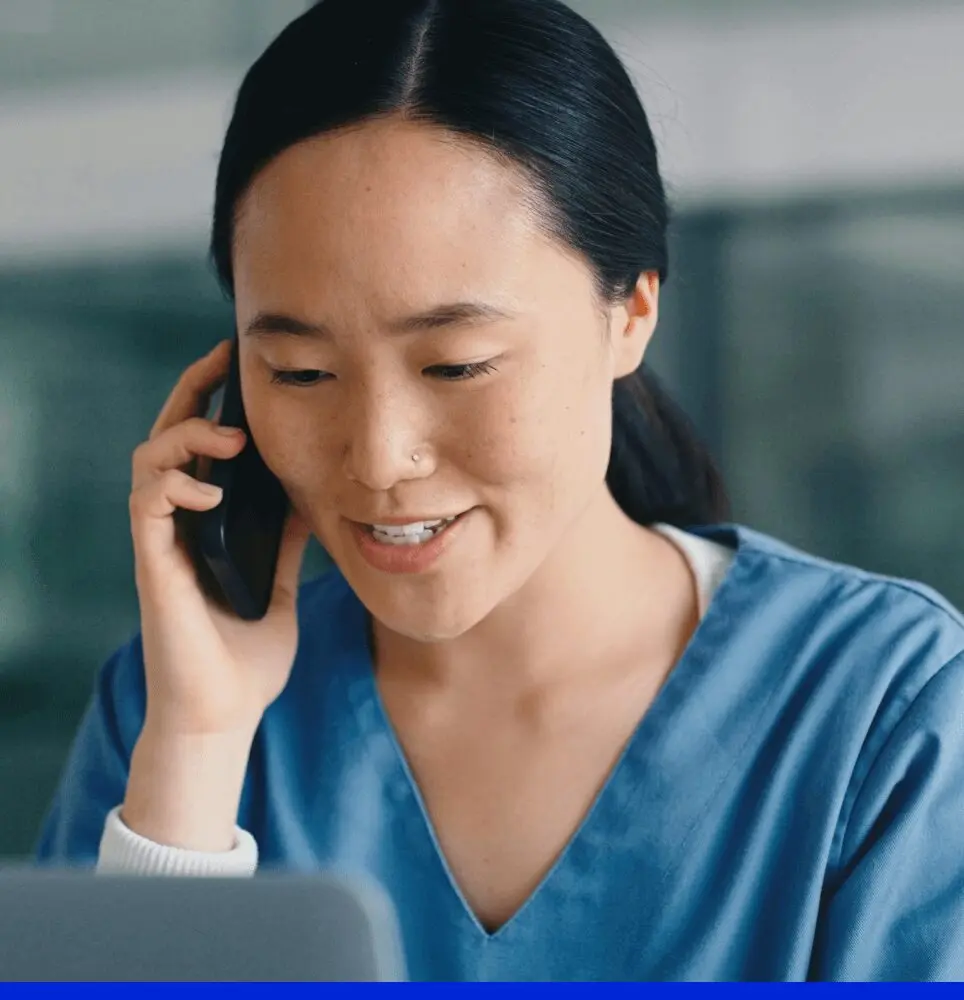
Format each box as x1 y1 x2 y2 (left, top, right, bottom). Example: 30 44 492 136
607 271 660 379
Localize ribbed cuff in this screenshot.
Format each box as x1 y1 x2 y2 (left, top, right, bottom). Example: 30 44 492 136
96 805 258 877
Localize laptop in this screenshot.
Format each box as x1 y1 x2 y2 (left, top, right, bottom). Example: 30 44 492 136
0 867 406 981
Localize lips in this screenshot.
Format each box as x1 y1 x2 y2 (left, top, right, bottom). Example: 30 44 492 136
346 509 471 574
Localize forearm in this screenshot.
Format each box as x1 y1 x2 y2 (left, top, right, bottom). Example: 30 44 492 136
121 720 257 853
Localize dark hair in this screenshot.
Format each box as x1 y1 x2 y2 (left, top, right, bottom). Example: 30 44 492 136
211 0 729 527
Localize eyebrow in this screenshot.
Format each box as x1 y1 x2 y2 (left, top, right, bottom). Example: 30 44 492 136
243 301 515 340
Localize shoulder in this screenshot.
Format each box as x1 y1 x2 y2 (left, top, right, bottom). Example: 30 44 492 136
690 522 964 749
694 522 964 662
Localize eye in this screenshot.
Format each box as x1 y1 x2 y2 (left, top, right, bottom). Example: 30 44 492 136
269 369 331 387
425 361 499 382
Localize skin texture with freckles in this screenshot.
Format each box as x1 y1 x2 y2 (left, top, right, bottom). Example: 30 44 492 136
232 117 699 930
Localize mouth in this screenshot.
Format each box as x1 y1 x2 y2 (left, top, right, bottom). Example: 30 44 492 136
346 508 472 575
355 511 468 547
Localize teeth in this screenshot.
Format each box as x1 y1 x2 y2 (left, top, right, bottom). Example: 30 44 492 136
369 516 454 536
370 520 443 536
373 530 435 546
369 515 457 545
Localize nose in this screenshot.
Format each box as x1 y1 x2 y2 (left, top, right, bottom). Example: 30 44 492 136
341 383 433 492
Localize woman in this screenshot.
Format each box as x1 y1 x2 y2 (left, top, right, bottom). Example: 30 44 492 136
36 0 964 982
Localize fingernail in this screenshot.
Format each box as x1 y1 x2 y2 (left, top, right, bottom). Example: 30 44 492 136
198 482 223 497
216 425 243 436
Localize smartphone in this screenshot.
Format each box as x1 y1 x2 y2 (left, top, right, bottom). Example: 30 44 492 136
194 338 290 620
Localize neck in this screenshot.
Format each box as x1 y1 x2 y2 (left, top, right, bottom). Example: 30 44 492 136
372 487 698 695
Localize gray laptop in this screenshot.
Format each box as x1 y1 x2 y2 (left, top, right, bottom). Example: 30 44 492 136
0 867 406 981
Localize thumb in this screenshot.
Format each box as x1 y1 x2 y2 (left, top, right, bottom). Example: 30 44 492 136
269 507 313 610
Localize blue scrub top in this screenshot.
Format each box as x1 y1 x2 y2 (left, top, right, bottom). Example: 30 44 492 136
36 525 964 981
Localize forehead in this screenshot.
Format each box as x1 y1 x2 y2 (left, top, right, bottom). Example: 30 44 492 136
231 119 573 310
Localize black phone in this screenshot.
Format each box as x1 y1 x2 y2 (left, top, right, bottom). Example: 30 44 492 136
194 338 290 620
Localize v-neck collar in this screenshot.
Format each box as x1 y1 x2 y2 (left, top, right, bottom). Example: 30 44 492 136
337 523 760 942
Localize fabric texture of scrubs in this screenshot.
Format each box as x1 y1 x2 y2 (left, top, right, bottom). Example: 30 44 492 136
36 524 964 981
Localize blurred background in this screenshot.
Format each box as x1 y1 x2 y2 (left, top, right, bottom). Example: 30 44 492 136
1 0 962 858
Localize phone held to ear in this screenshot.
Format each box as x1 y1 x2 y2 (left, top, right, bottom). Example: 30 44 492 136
194 338 290 621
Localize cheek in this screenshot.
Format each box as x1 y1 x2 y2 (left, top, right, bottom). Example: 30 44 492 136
243 391 330 499
456 354 612 517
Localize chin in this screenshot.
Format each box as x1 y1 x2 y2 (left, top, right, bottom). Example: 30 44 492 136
386 622 470 644
323 514 509 642
369 596 488 644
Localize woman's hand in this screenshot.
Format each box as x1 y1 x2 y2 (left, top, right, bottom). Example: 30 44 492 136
121 340 311 851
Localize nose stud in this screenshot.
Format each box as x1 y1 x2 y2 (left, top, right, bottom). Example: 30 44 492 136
412 452 421 463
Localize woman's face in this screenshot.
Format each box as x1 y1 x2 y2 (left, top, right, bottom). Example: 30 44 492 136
232 118 656 641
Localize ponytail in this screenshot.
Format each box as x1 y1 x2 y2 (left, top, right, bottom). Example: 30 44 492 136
608 366 729 527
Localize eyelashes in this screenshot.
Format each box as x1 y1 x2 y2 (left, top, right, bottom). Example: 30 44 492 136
425 360 499 381
269 360 499 387
269 369 332 387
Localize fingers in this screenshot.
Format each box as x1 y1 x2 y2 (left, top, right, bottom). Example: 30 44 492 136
133 417 246 490
130 469 224 565
150 340 234 440
269 509 313 611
